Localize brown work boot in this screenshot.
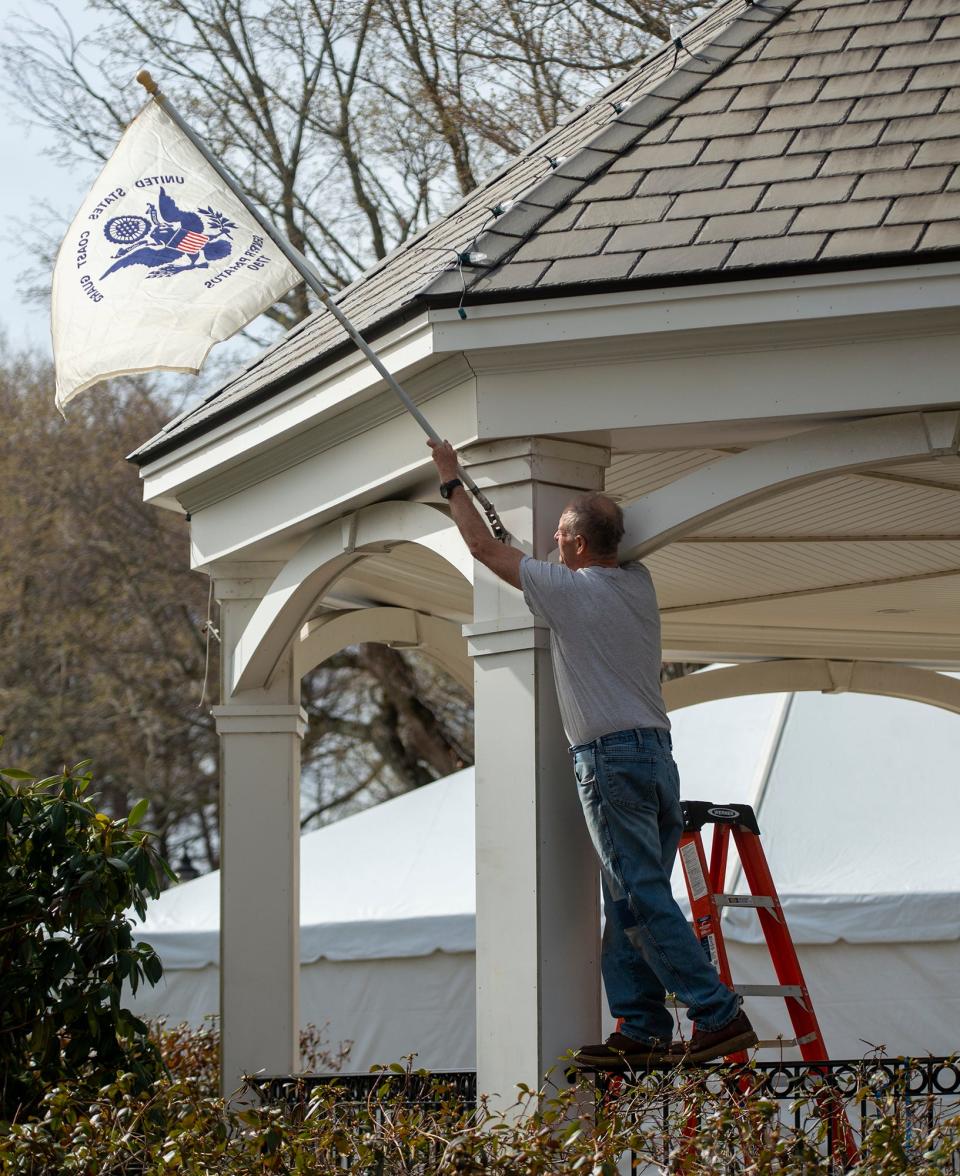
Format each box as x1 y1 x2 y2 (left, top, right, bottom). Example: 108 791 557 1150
574 1031 676 1071
673 1011 758 1064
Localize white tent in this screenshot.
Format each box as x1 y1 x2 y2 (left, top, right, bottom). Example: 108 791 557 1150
129 688 960 1068
130 771 477 1070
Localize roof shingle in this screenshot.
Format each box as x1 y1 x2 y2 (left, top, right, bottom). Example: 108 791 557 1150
134 0 960 462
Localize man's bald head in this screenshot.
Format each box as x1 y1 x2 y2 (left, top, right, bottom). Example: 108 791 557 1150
562 493 624 560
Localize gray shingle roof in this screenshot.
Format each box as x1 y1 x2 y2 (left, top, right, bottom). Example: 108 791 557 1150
133 0 960 462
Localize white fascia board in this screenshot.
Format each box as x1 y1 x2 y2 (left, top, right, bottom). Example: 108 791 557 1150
430 261 960 354
138 312 435 510
140 259 960 513
186 377 477 567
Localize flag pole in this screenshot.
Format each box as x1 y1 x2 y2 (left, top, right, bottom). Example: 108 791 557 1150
135 70 509 542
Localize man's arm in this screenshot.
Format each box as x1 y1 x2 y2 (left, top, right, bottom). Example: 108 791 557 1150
429 439 524 590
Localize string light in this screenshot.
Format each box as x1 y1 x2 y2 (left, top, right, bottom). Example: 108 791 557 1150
433 153 566 320
429 0 772 321
198 578 220 710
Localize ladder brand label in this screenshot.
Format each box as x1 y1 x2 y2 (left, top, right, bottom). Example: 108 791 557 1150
708 806 739 819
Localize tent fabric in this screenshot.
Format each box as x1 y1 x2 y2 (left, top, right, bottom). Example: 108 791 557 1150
668 687 960 944
139 955 477 1071
135 768 476 968
135 689 960 967
128 687 960 1064
675 940 960 1060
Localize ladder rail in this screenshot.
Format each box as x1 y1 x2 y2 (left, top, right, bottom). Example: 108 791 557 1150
678 800 858 1167
730 824 828 1063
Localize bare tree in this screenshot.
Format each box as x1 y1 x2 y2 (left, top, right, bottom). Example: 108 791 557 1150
300 644 472 827
0 348 219 867
2 0 698 318
0 345 475 874
0 0 700 871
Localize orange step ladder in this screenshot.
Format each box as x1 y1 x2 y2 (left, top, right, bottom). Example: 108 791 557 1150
677 800 857 1163
677 799 825 1061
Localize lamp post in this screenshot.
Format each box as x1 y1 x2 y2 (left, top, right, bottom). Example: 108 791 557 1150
175 847 200 883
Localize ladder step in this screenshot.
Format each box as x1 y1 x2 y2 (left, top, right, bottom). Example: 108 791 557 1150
755 1032 819 1049
715 894 775 910
734 983 804 999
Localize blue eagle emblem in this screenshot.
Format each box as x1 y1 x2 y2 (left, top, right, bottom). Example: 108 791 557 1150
100 188 235 280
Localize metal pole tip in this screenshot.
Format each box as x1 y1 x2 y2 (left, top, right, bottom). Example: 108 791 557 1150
136 70 159 94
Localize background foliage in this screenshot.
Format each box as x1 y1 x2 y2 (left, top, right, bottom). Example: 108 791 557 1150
0 751 168 1120
2 1032 958 1173
0 345 474 871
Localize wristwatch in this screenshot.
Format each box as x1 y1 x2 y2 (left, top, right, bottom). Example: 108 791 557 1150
439 478 463 499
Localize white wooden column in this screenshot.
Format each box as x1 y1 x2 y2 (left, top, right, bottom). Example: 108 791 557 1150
462 439 609 1105
209 564 305 1097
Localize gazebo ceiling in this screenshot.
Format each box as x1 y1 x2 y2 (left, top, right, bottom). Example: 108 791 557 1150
603 447 960 664
304 444 960 668
319 543 474 625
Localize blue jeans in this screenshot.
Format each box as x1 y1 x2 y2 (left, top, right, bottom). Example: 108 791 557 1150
571 727 740 1044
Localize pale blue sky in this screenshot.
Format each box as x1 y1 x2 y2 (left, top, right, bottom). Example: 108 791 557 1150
0 1 265 400
0 0 102 353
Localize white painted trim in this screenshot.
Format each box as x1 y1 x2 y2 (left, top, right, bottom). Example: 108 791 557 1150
462 615 550 657
660 565 960 616
662 660 960 716
231 501 471 694
295 607 472 694
138 260 960 513
138 313 436 505
431 261 960 354
622 410 960 559
212 704 308 736
661 623 960 667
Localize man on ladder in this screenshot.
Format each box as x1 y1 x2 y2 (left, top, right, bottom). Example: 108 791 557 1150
429 440 756 1070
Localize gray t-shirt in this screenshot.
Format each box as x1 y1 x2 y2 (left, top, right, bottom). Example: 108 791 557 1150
520 556 669 747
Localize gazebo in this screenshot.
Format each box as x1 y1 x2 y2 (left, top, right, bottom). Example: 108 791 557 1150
131 0 960 1099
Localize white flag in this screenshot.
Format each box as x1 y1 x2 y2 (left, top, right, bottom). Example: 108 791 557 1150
51 99 300 411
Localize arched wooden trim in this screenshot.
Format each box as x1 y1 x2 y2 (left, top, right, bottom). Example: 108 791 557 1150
663 659 960 717
232 501 470 693
295 607 472 694
622 410 960 560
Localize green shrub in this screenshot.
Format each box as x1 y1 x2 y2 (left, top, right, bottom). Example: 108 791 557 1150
152 1018 351 1100
0 748 171 1120
0 1048 958 1175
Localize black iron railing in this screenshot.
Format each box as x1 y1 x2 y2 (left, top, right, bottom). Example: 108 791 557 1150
250 1057 960 1171
251 1068 478 1108
600 1057 960 1171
